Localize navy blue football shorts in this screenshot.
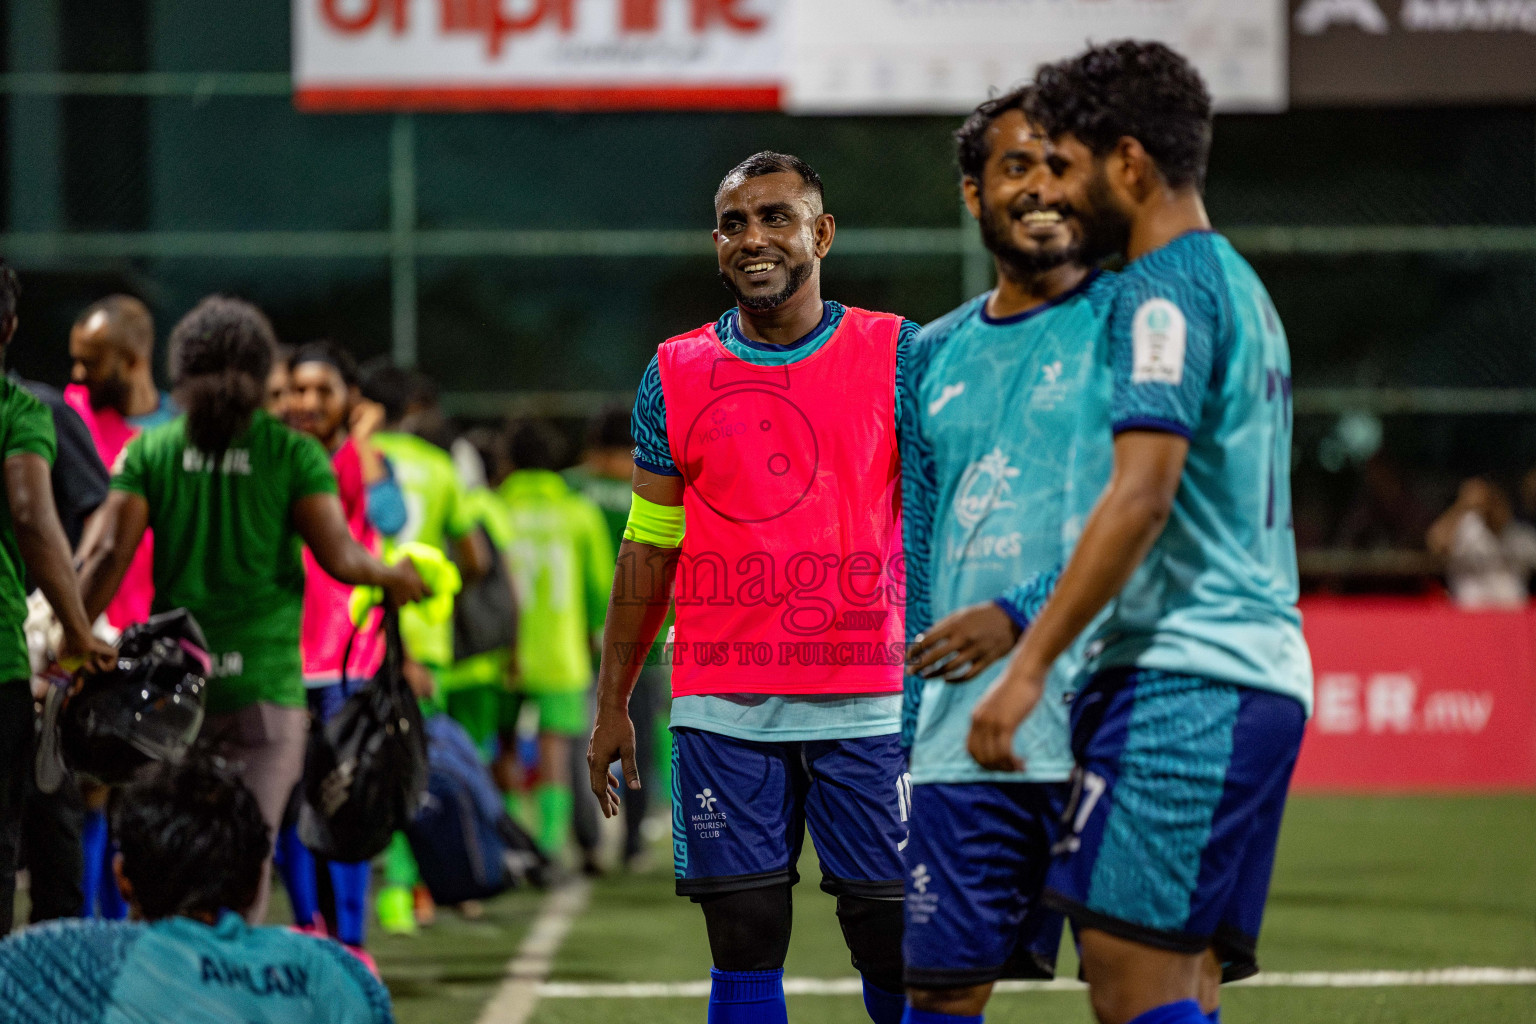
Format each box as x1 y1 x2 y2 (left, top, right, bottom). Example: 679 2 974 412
670 727 908 899
1044 668 1306 981
902 781 1072 987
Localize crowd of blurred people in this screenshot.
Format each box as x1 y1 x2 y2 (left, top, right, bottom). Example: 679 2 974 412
0 262 661 1020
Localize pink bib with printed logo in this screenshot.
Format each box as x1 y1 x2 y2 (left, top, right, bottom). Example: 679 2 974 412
657 307 905 697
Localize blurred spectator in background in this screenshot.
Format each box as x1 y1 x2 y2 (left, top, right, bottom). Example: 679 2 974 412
0 760 392 1023
1334 454 1436 554
439 427 519 766
498 419 612 874
1426 477 1536 608
563 406 670 871
66 295 173 633
78 297 424 923
281 341 409 960
0 261 110 926
265 343 295 426
359 361 487 935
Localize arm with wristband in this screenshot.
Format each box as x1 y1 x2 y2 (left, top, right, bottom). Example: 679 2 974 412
586 469 683 818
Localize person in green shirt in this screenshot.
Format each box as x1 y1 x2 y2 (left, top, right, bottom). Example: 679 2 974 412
499 419 613 865
0 261 116 936
78 297 425 923
562 406 671 871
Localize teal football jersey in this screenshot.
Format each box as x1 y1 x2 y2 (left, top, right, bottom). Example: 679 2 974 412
901 272 1115 783
1093 231 1313 713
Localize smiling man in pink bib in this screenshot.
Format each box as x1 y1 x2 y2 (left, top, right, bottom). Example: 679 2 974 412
588 152 920 1024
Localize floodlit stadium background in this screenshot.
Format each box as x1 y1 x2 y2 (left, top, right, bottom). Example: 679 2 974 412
2 2 1534 1023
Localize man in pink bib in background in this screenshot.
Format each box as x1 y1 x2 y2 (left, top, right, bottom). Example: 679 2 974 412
588 152 921 1024
65 295 177 630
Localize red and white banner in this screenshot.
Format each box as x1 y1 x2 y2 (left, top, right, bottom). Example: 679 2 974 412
1292 598 1536 793
293 0 782 111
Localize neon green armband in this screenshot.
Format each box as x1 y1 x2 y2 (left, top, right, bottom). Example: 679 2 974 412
624 493 685 548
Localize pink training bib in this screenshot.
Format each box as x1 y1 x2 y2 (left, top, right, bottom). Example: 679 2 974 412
66 384 155 629
301 438 385 684
657 307 905 698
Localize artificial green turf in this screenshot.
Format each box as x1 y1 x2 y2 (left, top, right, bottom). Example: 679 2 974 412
528 794 1536 1024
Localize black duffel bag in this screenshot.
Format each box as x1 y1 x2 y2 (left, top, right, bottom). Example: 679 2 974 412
299 608 427 862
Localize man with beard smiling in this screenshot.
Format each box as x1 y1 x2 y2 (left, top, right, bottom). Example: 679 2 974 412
896 87 1116 1024
587 151 920 1024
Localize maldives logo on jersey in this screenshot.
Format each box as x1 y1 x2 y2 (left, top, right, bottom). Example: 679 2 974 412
953 447 1019 529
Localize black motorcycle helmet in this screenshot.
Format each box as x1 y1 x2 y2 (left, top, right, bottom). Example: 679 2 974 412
45 609 210 788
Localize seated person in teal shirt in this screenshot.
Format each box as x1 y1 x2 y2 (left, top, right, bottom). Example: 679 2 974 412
0 760 392 1024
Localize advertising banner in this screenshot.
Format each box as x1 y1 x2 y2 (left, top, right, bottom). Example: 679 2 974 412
293 0 783 111
1291 0 1536 104
785 0 1287 114
1292 598 1536 793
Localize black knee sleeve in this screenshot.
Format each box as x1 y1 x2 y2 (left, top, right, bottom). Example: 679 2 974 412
699 884 793 971
835 895 905 994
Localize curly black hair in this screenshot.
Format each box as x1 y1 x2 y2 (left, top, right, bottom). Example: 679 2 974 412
110 758 270 921
953 83 1034 184
168 296 276 454
1026 40 1213 191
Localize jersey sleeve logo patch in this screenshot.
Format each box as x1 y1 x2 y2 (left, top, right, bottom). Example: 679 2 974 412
1130 298 1186 386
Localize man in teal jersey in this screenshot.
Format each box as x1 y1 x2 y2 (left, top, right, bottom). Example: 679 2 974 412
966 43 1312 1024
896 87 1116 1024
0 759 393 1023
588 153 921 1024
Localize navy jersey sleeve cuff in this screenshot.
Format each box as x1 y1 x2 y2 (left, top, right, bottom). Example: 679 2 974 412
633 455 682 477
1112 416 1194 440
994 567 1061 632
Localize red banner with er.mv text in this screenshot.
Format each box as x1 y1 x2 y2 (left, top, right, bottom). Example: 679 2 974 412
1292 598 1536 793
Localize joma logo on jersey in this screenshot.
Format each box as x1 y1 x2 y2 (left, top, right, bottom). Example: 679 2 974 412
952 448 1019 529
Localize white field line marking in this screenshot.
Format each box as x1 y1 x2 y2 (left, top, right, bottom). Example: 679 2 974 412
537 967 1536 999
475 880 592 1024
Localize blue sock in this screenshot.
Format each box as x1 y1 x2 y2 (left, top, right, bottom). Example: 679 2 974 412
328 859 371 946
80 810 109 917
273 824 320 929
1127 1001 1207 1024
901 1008 983 1024
861 979 906 1024
1206 1010 1221 1024
707 968 787 1024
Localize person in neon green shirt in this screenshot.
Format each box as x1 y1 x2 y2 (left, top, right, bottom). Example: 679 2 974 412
357 364 491 933
438 479 518 759
562 406 671 871
498 420 613 863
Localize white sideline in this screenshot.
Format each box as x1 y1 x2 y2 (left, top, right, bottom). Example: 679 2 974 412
475 880 592 1024
537 967 1536 999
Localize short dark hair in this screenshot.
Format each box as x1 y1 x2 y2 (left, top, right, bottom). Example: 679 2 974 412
74 294 155 358
586 405 634 453
1027 40 1213 191
716 151 825 210
110 759 269 921
507 418 567 472
360 360 413 424
291 339 360 389
168 296 276 454
0 259 19 326
954 84 1034 184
